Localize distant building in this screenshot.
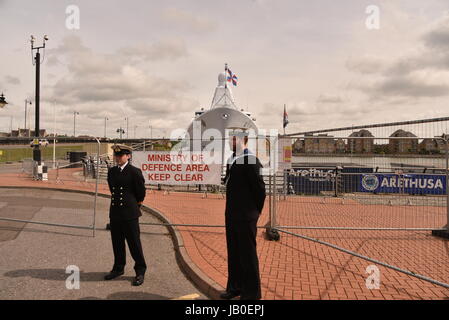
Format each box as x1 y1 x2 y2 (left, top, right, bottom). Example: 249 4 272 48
292 138 304 153
389 129 418 153
10 128 32 137
419 137 446 154
10 129 47 137
348 129 374 153
293 136 347 154
304 134 336 154
46 133 59 138
336 138 346 153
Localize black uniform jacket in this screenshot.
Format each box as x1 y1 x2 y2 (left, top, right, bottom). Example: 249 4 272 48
224 150 266 221
107 163 146 221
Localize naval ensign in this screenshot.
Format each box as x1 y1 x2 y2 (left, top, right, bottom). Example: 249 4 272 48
104 144 147 286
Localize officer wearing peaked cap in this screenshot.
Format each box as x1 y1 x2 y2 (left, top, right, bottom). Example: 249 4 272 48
104 144 147 286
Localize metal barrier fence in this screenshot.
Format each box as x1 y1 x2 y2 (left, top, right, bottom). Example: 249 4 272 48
21 158 34 174
0 139 103 237
274 133 449 289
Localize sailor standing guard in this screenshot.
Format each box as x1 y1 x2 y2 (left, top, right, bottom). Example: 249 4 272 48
104 144 147 286
221 129 266 300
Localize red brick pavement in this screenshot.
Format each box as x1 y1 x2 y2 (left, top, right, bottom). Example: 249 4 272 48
0 167 448 300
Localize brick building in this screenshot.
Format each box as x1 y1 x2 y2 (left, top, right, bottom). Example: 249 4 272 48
389 129 418 153
348 129 374 153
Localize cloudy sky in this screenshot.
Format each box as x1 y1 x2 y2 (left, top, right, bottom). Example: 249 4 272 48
0 0 449 138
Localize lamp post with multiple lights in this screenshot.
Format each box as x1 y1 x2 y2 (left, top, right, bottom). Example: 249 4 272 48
0 93 8 109
30 34 49 162
116 127 125 139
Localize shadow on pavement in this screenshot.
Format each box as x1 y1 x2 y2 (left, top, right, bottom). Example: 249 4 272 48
0 226 94 239
79 292 168 300
4 268 135 282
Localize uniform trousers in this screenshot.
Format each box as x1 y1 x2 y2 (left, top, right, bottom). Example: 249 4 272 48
110 218 147 275
225 217 261 299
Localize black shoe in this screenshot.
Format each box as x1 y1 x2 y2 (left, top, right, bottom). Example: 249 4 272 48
132 275 145 286
104 270 124 280
220 291 240 300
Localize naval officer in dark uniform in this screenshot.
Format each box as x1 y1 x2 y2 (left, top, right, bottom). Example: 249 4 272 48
220 130 266 300
104 144 147 286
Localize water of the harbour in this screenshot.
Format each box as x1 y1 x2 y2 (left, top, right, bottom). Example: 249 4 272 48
292 155 447 170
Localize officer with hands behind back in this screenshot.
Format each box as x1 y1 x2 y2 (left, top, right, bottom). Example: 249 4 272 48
104 144 147 286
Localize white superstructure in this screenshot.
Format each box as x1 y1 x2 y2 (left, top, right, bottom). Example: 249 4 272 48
187 68 258 145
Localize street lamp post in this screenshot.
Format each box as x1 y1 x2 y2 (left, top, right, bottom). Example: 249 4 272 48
116 127 125 139
125 117 129 139
24 99 32 134
104 117 109 138
73 111 79 137
31 34 49 162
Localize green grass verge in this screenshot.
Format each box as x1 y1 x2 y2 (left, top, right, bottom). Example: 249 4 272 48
0 145 84 163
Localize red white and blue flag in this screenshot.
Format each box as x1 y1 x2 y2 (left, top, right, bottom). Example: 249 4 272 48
227 68 238 86
283 104 289 129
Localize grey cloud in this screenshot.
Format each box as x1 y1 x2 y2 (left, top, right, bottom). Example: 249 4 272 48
4 75 20 85
423 30 449 49
422 14 449 50
387 15 449 75
50 69 189 105
39 35 198 134
45 36 191 106
346 13 449 101
385 51 449 77
372 76 449 98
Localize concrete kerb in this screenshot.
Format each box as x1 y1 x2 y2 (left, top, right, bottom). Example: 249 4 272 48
139 205 224 300
0 185 224 300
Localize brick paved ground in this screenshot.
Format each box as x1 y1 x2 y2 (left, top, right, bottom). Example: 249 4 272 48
0 167 448 299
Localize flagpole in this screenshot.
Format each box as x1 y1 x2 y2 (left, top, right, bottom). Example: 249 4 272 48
283 104 286 135
224 63 228 105
224 63 228 89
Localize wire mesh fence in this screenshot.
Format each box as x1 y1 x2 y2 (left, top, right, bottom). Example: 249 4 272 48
0 141 104 236
275 118 449 289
